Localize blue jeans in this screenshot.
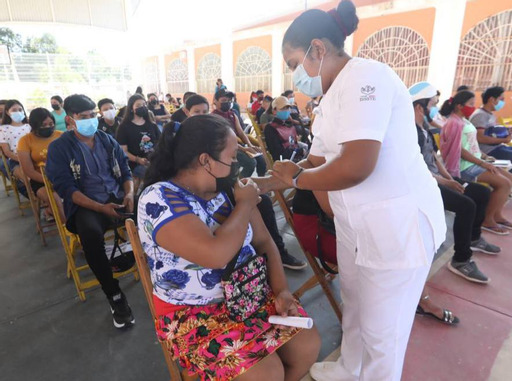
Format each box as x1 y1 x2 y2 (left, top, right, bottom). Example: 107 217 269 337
237 151 267 178
460 164 486 182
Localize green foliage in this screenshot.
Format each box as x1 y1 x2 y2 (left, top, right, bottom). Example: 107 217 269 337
23 34 58 54
0 27 23 52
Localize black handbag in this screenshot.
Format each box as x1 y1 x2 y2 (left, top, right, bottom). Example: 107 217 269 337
109 228 135 273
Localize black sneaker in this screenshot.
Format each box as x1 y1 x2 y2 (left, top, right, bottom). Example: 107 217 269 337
281 251 307 270
108 292 135 328
447 260 490 284
470 237 501 255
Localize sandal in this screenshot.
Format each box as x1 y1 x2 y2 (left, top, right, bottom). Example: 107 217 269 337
416 305 460 326
481 225 510 235
497 220 512 230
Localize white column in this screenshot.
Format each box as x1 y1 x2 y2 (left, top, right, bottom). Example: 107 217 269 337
186 47 197 92
272 28 285 96
157 53 166 94
221 36 234 91
427 0 467 102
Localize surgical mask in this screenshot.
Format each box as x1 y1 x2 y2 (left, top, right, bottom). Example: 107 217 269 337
37 127 55 138
75 118 99 137
276 110 291 121
429 106 439 120
293 45 324 98
51 104 60 111
462 105 476 119
209 159 240 193
289 97 295 105
10 111 25 123
135 106 148 117
495 100 505 111
103 109 117 120
220 102 232 112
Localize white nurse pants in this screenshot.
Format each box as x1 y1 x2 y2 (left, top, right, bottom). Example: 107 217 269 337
334 212 434 381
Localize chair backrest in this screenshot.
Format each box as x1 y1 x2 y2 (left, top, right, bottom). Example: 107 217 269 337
125 218 156 318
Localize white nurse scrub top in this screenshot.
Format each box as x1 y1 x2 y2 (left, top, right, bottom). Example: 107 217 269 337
310 57 446 270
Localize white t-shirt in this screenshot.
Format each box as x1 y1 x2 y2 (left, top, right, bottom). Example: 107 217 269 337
0 124 31 153
310 57 446 270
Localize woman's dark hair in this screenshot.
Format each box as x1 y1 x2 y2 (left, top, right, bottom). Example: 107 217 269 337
51 95 63 104
482 86 505 104
456 85 470 92
440 90 475 117
120 94 152 126
29 108 55 133
282 0 358 52
144 114 232 187
282 90 294 97
63 94 96 116
97 98 114 111
135 86 143 95
185 94 209 110
2 99 28 125
147 93 158 100
263 95 273 103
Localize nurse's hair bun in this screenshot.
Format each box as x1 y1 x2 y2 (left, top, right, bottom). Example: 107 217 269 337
335 0 359 37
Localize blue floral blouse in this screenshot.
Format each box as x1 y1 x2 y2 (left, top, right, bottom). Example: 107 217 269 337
137 181 257 306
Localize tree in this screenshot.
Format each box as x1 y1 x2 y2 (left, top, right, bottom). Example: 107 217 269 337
23 33 58 54
0 27 23 52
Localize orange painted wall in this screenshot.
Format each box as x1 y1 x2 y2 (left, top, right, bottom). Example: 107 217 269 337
352 7 436 54
461 0 512 119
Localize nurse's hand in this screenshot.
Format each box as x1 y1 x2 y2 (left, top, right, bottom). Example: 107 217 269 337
271 160 300 188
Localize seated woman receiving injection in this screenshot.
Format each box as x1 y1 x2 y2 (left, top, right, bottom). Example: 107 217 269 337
137 114 320 381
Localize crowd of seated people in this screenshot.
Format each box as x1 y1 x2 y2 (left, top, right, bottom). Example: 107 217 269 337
1 75 510 380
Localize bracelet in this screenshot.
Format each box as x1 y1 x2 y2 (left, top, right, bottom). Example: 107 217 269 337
292 168 304 188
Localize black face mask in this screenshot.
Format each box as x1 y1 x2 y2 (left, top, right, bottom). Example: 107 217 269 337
51 104 60 110
220 102 232 112
209 159 240 193
150 100 158 106
135 106 148 117
37 127 55 138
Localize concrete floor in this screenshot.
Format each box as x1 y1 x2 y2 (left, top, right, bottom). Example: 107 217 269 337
0 190 342 381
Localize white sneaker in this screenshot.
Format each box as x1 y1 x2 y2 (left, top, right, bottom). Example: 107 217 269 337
310 361 355 381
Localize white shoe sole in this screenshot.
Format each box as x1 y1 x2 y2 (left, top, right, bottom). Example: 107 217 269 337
470 246 500 255
447 263 490 284
110 307 135 328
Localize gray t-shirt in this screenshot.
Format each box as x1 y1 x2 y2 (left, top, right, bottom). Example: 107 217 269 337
469 108 497 154
416 122 439 176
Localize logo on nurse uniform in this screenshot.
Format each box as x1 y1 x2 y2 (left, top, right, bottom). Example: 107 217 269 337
360 85 376 101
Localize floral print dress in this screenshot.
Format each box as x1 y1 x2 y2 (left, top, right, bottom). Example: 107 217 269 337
138 181 307 381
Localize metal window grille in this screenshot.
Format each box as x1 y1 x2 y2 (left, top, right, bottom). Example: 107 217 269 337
234 46 272 93
356 26 430 87
196 53 221 94
454 10 512 91
282 65 297 93
166 58 189 94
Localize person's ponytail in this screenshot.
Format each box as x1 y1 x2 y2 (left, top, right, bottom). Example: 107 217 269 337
336 0 359 37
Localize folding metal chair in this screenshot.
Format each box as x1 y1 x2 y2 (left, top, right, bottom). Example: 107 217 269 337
274 190 343 325
41 166 139 301
1 151 31 215
125 219 197 381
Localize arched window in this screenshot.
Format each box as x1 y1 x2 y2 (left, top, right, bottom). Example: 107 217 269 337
356 26 430 87
234 46 272 93
166 58 189 94
454 10 512 91
144 60 159 93
282 64 297 93
196 53 221 94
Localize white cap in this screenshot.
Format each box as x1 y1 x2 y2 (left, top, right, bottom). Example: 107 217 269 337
408 81 437 103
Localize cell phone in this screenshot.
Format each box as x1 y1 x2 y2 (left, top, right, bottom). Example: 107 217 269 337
115 206 134 218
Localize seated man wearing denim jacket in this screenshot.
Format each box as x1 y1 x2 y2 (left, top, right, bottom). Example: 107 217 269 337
46 94 135 329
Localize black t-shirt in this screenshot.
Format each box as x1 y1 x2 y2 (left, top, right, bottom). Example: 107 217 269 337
170 108 187 123
98 117 121 138
149 104 166 117
116 120 161 166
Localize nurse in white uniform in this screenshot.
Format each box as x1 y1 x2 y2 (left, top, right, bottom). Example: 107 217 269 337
270 1 447 380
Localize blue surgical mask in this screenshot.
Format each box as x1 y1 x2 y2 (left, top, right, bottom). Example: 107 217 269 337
293 45 324 98
289 97 295 105
429 106 439 120
76 118 99 137
495 100 505 111
10 111 25 123
276 110 291 121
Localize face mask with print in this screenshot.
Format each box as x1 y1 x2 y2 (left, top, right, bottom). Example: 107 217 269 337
103 109 117 120
135 106 148 117
495 100 505 112
208 159 240 193
10 111 25 123
276 110 291 121
461 105 476 119
293 44 324 98
37 126 55 138
76 118 99 137
51 104 60 111
220 102 232 112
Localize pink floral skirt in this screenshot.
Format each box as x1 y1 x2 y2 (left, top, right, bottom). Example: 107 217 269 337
155 298 307 381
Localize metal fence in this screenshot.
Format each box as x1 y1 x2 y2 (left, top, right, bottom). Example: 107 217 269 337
234 74 271 93
0 52 135 110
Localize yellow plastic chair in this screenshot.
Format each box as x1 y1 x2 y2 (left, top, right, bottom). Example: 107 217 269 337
125 219 197 381
1 151 31 215
41 166 139 301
